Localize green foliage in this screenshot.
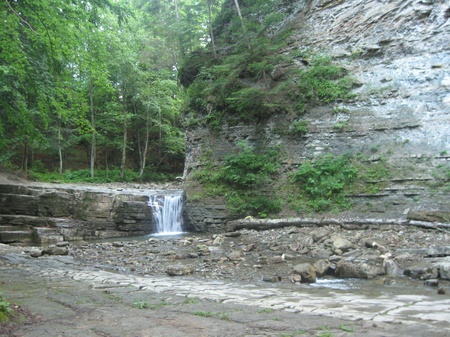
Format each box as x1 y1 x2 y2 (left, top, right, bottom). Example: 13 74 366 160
295 56 354 108
181 1 296 124
182 19 354 126
30 169 141 183
0 0 185 177
193 311 230 320
131 299 171 310
338 324 354 332
0 293 12 323
292 154 358 212
193 141 282 217
221 141 279 188
226 191 282 218
289 120 309 135
31 167 177 184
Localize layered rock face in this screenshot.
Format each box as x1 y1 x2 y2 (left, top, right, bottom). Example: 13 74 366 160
184 0 450 231
0 183 166 244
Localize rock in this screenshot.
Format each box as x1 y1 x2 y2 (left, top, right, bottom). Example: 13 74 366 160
364 238 388 249
271 256 286 264
335 256 385 279
166 264 194 276
292 263 317 283
404 262 439 280
384 259 403 276
290 274 302 283
313 259 331 276
43 245 69 256
227 250 243 261
435 258 450 280
224 232 241 237
281 253 296 261
311 228 328 242
309 248 333 258
242 243 256 252
29 248 44 258
213 235 224 246
331 236 355 253
196 244 209 255
261 275 281 283
437 288 446 295
424 279 439 287
289 242 301 251
187 252 199 258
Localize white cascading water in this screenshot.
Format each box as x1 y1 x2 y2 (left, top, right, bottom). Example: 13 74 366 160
148 194 183 234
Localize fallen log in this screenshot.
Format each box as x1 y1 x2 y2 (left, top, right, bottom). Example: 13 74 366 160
226 217 409 232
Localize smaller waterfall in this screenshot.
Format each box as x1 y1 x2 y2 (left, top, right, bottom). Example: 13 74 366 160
148 193 184 234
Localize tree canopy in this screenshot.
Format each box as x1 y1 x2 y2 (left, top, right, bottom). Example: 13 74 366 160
1 0 221 180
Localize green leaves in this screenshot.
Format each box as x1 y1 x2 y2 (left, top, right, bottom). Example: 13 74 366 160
221 142 279 188
194 141 282 217
292 154 358 212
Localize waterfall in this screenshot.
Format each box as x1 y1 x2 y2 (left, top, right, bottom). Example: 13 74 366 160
148 193 183 234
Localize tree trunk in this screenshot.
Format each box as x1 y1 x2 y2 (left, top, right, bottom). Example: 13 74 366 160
174 0 185 58
120 106 127 180
233 0 250 49
58 125 63 175
22 138 29 176
89 80 96 178
207 0 217 59
138 111 150 178
233 0 245 31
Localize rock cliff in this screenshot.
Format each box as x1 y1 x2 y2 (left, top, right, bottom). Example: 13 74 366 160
0 182 180 244
183 0 450 231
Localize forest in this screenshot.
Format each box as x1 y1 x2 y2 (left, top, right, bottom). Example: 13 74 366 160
1 0 227 182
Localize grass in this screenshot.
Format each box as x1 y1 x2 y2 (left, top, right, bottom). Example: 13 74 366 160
193 311 230 321
183 297 200 304
131 299 171 310
0 293 12 323
339 324 354 332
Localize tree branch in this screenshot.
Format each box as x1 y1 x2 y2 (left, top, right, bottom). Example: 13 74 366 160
4 0 38 34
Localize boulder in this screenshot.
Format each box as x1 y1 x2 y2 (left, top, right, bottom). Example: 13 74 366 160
384 259 403 276
166 264 194 276
227 250 244 261
403 262 439 280
436 258 450 280
330 235 355 253
310 228 329 242
313 259 331 276
335 256 385 279
43 245 69 256
292 263 317 283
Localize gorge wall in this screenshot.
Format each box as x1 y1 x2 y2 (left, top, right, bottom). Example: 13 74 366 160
183 0 450 231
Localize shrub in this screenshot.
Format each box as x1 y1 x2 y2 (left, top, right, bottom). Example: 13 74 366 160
220 141 279 189
296 56 354 105
292 154 358 212
194 141 282 217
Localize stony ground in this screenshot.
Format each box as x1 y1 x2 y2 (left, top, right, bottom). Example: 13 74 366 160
1 224 450 336
70 224 450 287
